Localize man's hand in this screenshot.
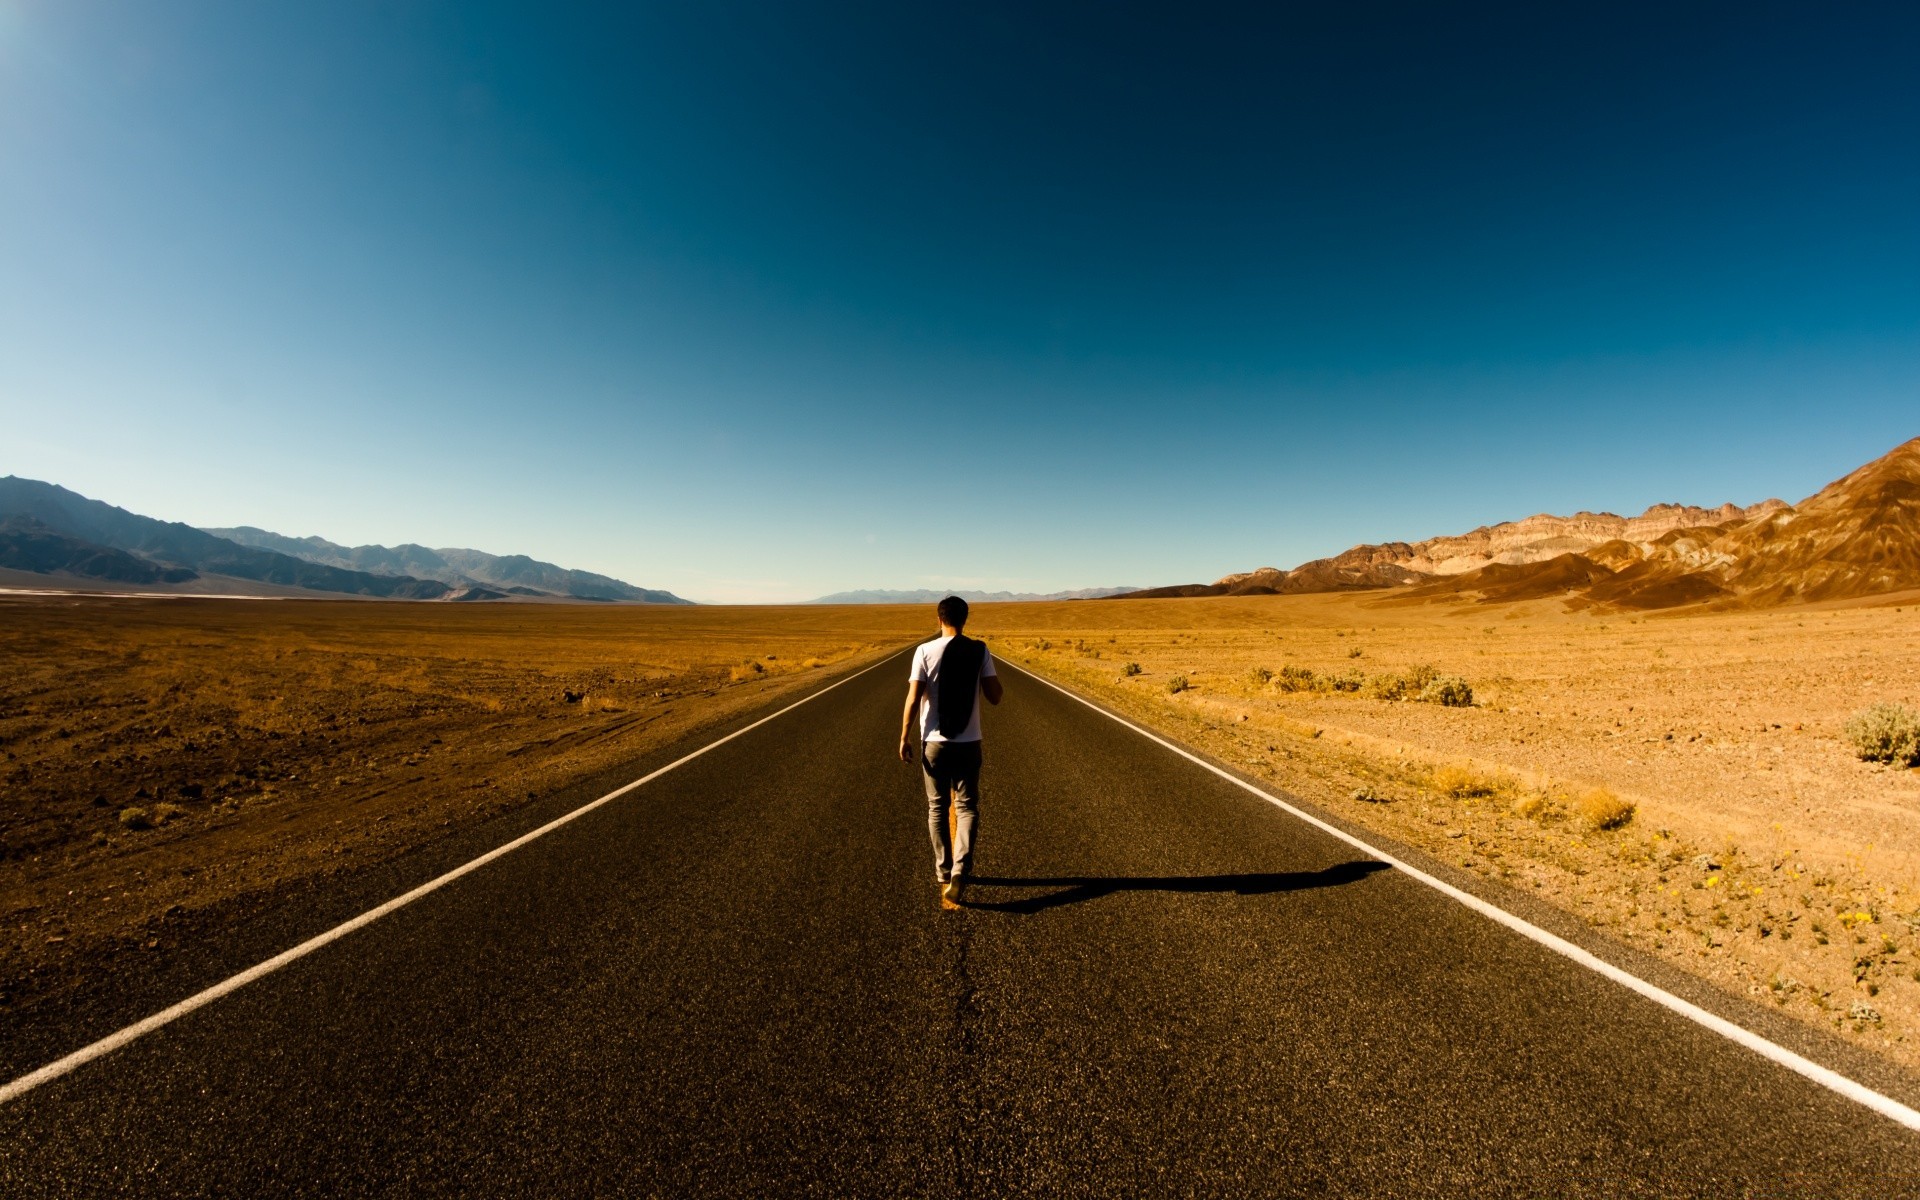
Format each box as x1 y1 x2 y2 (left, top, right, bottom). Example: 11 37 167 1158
901 679 924 764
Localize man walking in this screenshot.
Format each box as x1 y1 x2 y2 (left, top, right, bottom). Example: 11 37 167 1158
899 596 1003 908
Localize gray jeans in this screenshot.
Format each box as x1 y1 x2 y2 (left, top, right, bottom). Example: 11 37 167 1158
922 739 982 881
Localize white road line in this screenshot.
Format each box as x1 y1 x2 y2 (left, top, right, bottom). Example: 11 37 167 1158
0 650 909 1108
1005 661 1920 1133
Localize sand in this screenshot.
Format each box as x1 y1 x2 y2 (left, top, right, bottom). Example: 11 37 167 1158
970 590 1920 1067
0 596 930 1013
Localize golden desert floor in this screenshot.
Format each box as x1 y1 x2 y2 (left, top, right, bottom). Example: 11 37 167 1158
966 589 1920 1069
7 589 1920 1072
0 597 930 1012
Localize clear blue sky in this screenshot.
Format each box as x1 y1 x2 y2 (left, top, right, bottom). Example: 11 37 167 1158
3 2 1916 602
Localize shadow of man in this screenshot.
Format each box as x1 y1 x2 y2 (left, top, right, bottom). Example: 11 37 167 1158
959 860 1391 914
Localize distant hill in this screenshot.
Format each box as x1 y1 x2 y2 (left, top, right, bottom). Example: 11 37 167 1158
205 526 691 604
0 478 449 598
807 587 1140 605
0 516 200 585
1122 436 1920 611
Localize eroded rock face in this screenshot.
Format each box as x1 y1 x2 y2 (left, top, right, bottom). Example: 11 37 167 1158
1214 501 1783 591
1395 502 1785 576
1183 436 1920 610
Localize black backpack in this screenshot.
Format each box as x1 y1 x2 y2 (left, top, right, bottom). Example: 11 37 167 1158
934 635 987 738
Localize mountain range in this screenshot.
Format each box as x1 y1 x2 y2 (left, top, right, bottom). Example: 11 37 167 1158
1125 436 1920 611
0 477 689 603
205 527 688 604
806 587 1140 605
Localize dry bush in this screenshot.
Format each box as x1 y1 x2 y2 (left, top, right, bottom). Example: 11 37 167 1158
1275 665 1317 693
1121 661 1142 676
118 807 152 830
1247 666 1272 685
1844 703 1920 766
1420 675 1474 707
1431 764 1501 799
1328 669 1364 693
1511 791 1548 820
1576 787 1635 831
728 662 766 682
1405 664 1439 692
1363 673 1410 701
1166 674 1190 694
802 657 826 669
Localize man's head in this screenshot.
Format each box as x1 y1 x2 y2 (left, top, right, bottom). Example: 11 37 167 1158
936 595 969 632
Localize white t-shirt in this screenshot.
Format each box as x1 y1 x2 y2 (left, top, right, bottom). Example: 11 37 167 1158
910 634 997 744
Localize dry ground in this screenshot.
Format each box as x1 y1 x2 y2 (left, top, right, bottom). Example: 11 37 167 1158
13 589 1920 1074
0 597 930 1013
968 590 1920 1070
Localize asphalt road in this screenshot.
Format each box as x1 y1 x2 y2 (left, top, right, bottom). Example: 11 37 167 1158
4 649 1919 1197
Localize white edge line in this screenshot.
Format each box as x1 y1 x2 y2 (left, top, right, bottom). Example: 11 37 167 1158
0 649 911 1107
1004 660 1920 1133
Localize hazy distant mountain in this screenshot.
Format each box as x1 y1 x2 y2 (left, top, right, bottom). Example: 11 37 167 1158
0 478 449 598
205 526 691 604
0 516 200 585
807 587 1140 605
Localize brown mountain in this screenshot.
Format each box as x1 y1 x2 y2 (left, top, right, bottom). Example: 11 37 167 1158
1127 501 1777 599
1128 436 1920 611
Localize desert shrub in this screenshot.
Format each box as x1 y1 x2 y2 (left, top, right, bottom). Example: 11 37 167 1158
1844 703 1920 766
118 806 152 830
1275 665 1317 693
1348 647 1364 658
1511 791 1547 820
1247 666 1273 686
1431 764 1500 799
1121 661 1142 676
1362 673 1409 701
152 801 188 824
1328 669 1364 693
801 657 825 669
1576 787 1635 831
728 662 766 682
1421 675 1474 707
1406 664 1439 691
1166 675 1190 694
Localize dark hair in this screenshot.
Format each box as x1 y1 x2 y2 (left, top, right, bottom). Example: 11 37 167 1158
936 595 969 629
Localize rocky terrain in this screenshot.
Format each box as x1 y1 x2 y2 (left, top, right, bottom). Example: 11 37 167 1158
1130 436 1919 611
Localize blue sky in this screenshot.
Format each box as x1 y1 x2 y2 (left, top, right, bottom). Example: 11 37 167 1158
3 2 1916 602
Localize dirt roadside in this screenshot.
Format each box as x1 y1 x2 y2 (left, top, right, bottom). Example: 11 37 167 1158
0 597 930 1017
974 591 1920 1072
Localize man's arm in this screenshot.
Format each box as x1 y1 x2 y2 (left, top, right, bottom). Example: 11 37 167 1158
899 680 924 762
981 676 1004 705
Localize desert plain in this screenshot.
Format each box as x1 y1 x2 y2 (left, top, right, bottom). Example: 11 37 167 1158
7 586 1920 1074
971 589 1920 1068
0 596 929 1014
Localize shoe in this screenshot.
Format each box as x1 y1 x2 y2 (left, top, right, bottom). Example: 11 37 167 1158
942 875 966 905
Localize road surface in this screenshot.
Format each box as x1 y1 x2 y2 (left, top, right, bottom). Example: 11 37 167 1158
3 649 1918 1196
